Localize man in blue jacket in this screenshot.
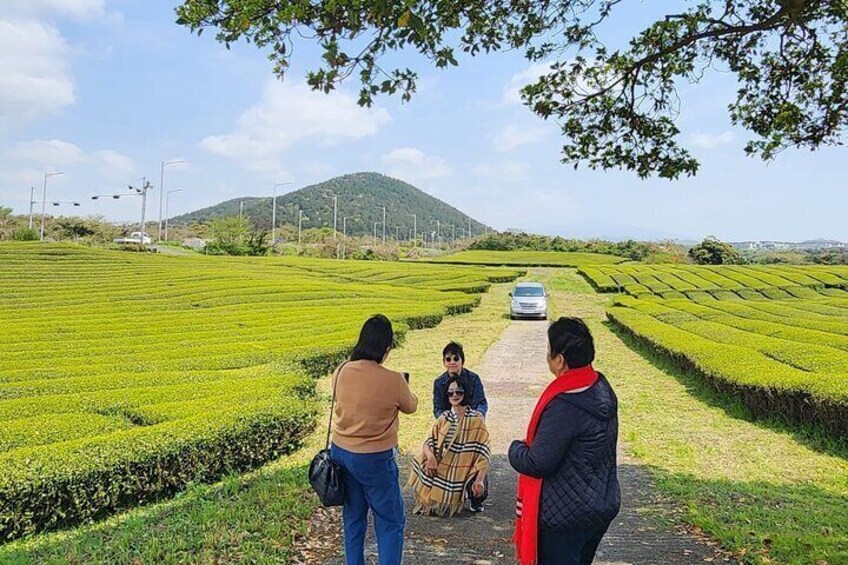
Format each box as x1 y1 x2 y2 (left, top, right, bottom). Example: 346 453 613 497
432 341 489 512
432 341 488 418
508 317 620 565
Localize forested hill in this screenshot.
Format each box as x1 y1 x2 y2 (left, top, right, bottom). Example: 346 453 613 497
171 172 490 239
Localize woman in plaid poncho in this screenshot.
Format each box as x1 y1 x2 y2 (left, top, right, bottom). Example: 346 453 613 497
407 375 490 516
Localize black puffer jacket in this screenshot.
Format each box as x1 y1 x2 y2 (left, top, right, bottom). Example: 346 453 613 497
508 373 620 531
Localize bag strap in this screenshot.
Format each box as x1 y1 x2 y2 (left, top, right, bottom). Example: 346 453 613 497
326 361 349 450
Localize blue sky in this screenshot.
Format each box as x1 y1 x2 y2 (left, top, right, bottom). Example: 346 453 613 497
0 0 844 242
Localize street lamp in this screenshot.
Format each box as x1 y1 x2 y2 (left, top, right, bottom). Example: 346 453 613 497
164 188 184 241
342 216 352 259
376 205 386 244
271 181 292 242
430 219 441 245
327 193 338 238
158 159 185 242
406 213 417 246
40 171 64 241
28 187 35 229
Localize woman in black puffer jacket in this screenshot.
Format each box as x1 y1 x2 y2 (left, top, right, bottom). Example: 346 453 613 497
509 317 620 565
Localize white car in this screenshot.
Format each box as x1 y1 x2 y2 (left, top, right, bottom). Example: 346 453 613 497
113 231 152 245
510 282 548 320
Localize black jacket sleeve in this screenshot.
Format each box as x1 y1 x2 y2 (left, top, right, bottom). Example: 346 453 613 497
508 396 578 479
433 376 448 418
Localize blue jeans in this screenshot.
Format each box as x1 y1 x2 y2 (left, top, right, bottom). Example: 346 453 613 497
330 444 405 565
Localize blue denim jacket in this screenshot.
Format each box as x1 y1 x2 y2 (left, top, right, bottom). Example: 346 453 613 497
432 368 488 418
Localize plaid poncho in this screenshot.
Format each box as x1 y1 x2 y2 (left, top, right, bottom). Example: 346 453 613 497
406 407 490 516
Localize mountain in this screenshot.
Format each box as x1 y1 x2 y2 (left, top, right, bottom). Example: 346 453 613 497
171 172 490 239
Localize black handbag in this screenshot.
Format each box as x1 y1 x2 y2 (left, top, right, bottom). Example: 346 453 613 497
308 362 347 506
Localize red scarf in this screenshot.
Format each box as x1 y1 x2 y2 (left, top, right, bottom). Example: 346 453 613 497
513 364 599 565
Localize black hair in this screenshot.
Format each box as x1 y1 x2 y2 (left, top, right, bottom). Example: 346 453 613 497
444 375 470 407
350 314 393 363
442 341 465 362
548 317 595 368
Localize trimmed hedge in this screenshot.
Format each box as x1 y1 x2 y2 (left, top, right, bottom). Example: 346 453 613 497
578 264 848 297
0 243 520 541
607 303 848 439
0 399 315 540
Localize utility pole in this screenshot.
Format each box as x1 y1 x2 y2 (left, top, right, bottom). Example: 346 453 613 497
468 217 472 239
40 171 64 241
326 193 339 238
373 221 379 240
164 188 184 241
396 225 401 241
239 200 244 220
298 209 304 244
138 177 150 251
431 219 440 245
272 182 292 242
382 206 386 244
407 213 417 247
158 159 185 242
28 186 35 229
90 178 150 250
342 216 349 259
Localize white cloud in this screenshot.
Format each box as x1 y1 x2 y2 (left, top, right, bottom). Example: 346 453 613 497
381 148 451 182
472 161 531 182
10 139 86 165
690 131 734 150
503 62 555 105
493 123 549 152
201 80 391 172
93 150 136 179
5 0 105 20
4 139 135 180
0 20 75 129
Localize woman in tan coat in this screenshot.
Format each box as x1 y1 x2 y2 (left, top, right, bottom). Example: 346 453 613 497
330 314 418 565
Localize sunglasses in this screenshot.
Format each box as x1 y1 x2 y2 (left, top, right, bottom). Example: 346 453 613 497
448 389 465 397
444 355 461 362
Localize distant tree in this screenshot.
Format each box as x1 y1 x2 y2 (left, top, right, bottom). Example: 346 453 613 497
688 237 743 265
246 229 271 256
12 228 39 241
207 216 250 255
0 206 13 240
59 219 96 241
79 215 121 243
176 1 848 179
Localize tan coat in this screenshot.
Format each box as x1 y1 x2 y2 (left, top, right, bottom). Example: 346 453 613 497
331 360 418 453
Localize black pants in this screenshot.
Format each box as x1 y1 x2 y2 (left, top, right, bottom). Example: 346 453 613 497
538 525 609 565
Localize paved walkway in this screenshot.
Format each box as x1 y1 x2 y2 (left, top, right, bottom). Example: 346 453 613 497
324 318 730 564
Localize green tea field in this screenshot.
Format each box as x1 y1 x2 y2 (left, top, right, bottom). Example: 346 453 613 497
0 243 521 541
578 264 848 438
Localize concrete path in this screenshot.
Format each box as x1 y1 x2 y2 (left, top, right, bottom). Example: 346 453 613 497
325 319 730 564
